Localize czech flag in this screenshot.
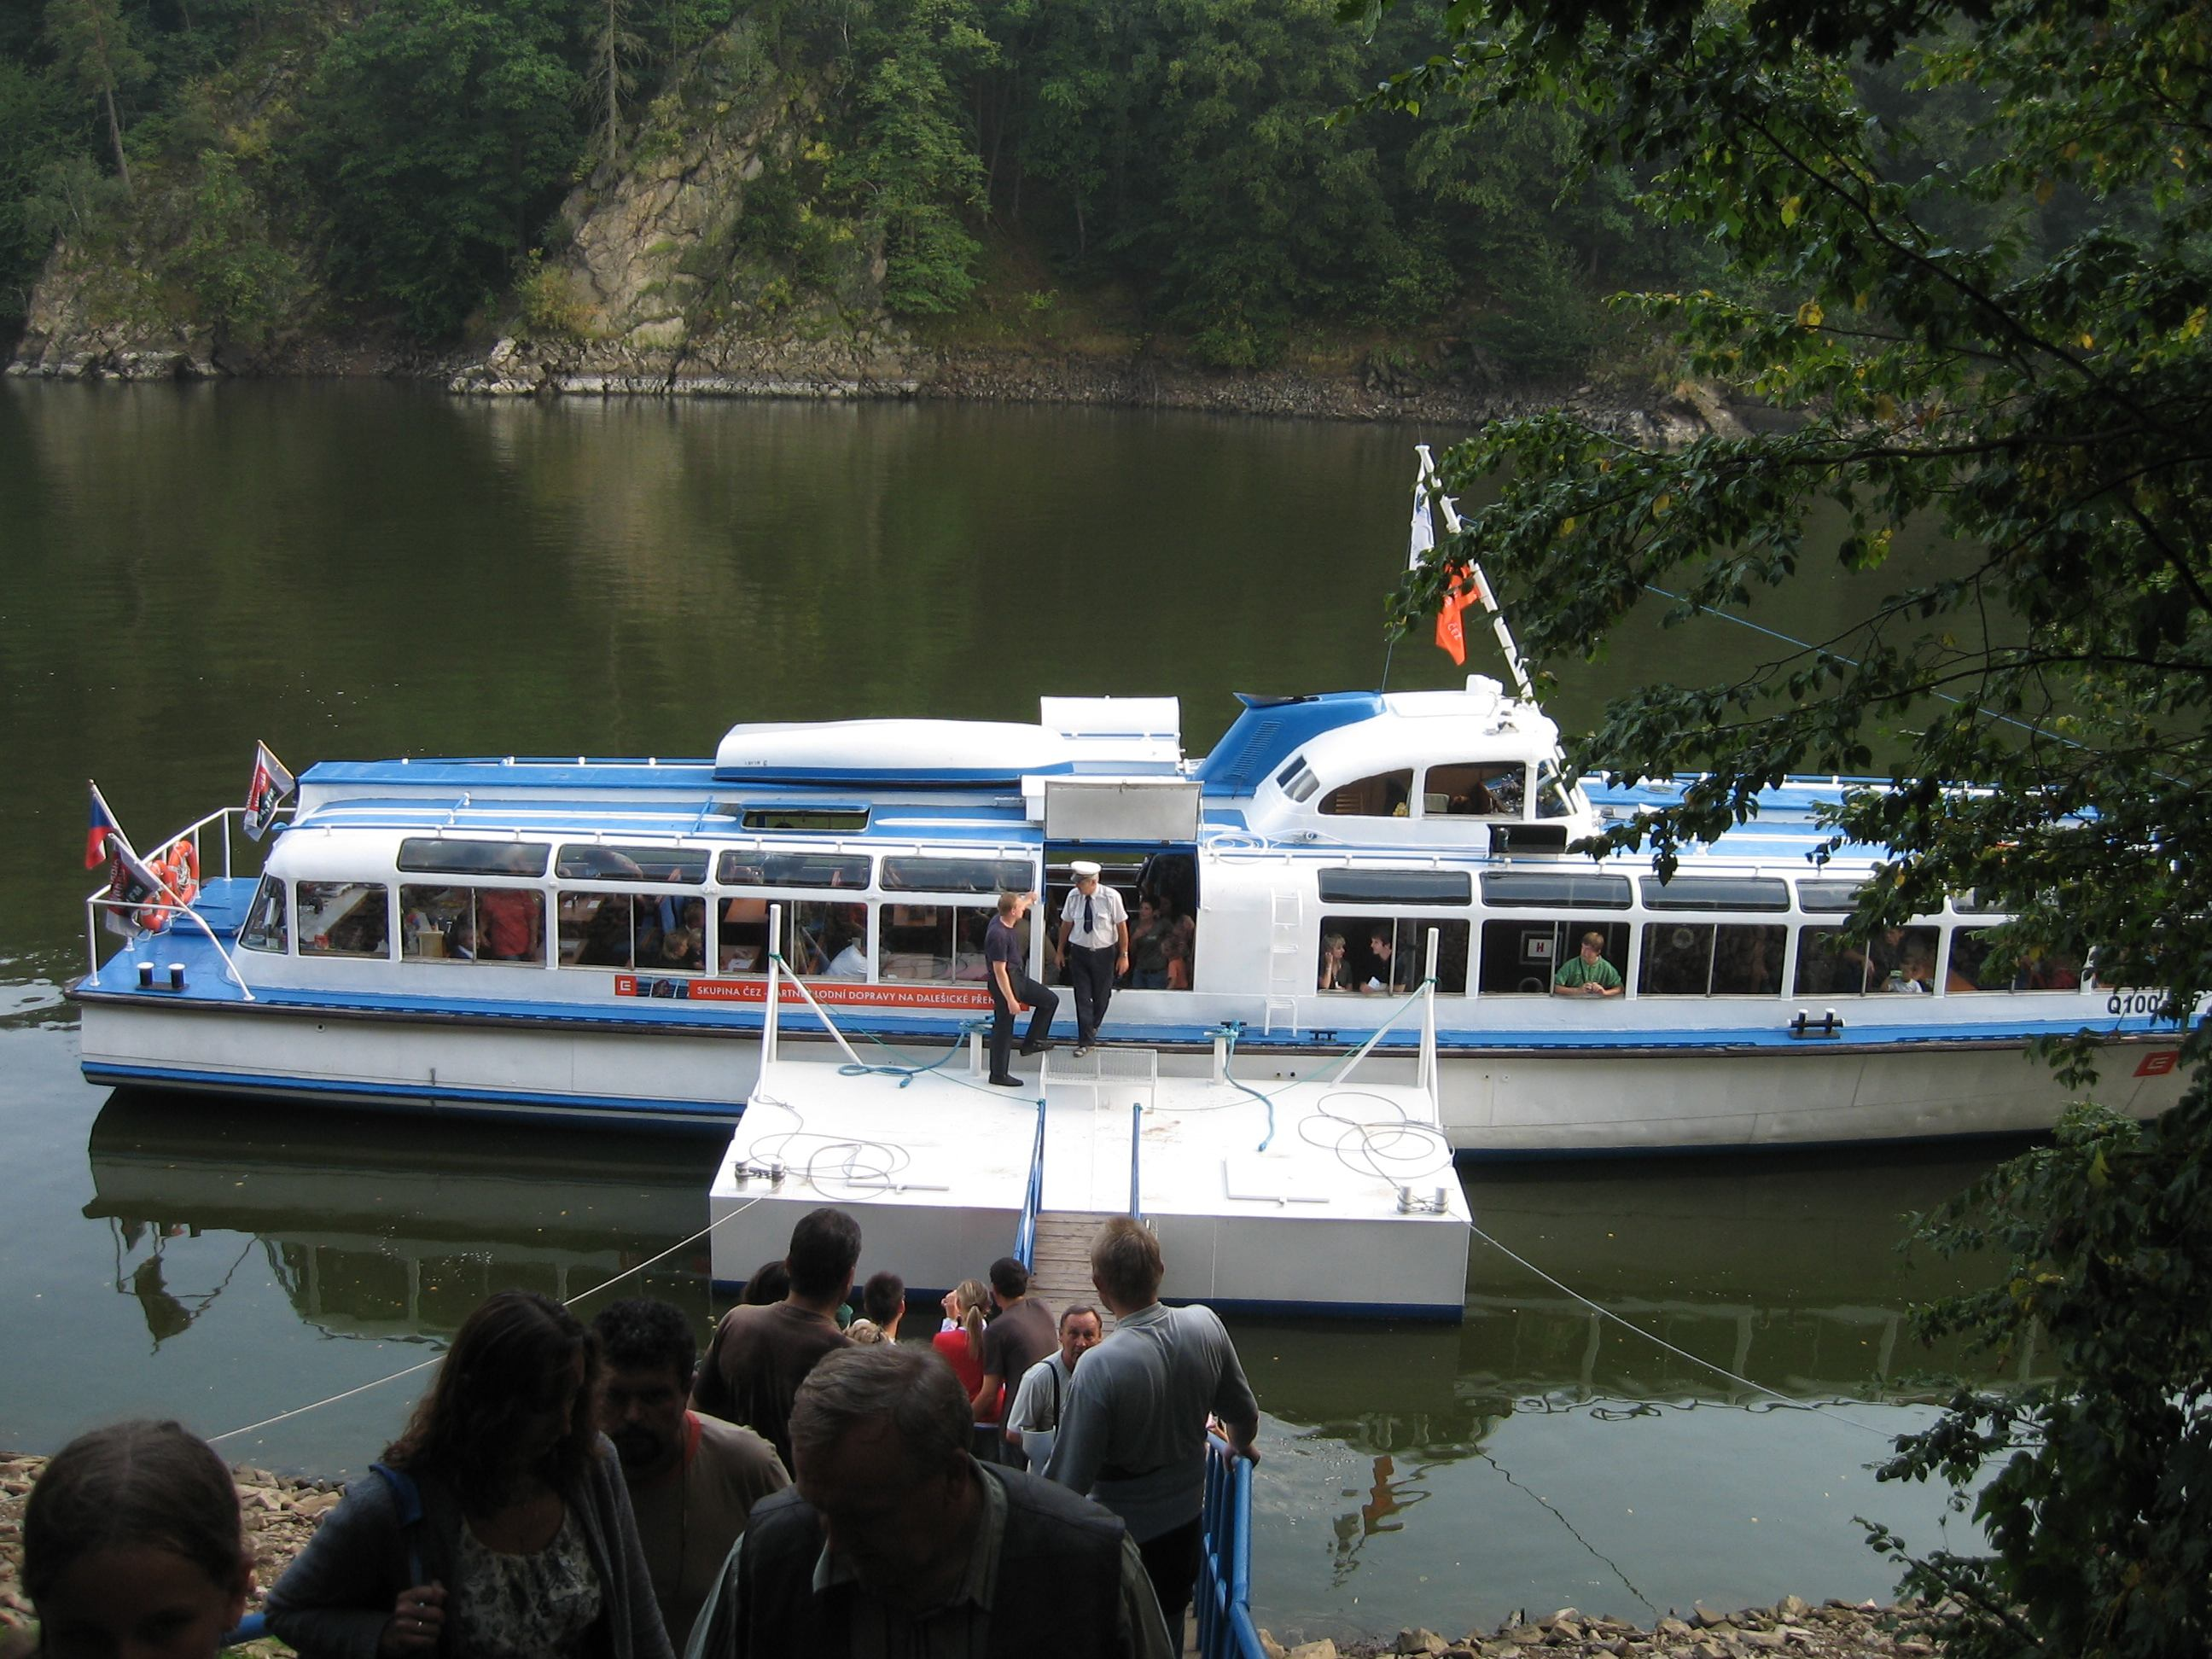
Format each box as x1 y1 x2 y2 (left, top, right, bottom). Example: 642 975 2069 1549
244 741 297 841
86 782 123 870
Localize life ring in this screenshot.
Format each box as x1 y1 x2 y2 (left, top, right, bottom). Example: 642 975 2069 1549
141 840 201 928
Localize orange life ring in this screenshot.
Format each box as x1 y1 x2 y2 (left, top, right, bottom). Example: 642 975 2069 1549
141 840 201 928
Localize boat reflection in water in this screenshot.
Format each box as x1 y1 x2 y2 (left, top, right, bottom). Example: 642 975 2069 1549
84 1093 726 1347
84 1095 2027 1633
1232 1144 2038 1636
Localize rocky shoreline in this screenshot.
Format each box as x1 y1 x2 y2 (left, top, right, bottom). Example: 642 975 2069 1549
2 1451 1925 1656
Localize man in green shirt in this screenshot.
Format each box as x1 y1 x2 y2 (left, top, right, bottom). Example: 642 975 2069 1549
1553 931 1624 997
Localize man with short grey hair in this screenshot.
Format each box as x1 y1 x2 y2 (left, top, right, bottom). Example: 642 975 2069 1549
686 1344 1173 1659
1046 1217 1260 1654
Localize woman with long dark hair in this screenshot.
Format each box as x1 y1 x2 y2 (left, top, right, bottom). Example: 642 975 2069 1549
267 1289 672 1659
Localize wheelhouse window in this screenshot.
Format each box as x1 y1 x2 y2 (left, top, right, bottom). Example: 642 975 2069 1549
1319 770 1413 818
559 892 706 972
298 882 390 958
881 903 1005 984
1318 916 1470 993
400 885 546 963
1274 757 1321 803
239 876 288 953
1478 918 1630 995
1793 923 1940 995
1639 923 1787 995
1423 763 1527 818
397 839 550 877
1948 928 2084 992
738 807 870 832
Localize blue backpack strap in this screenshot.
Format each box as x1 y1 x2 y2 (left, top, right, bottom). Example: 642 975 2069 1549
370 1462 426 1588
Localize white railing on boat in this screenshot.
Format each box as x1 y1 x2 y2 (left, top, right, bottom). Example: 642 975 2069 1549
80 804 289 992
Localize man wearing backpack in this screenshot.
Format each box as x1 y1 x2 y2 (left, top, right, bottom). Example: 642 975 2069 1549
1001 1304 1103 1473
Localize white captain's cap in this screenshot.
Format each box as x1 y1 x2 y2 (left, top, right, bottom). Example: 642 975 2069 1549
1070 860 1102 880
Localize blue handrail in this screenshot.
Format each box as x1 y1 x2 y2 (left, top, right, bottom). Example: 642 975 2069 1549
1196 1437 1266 1659
1014 1097 1047 1268
1127 1100 1143 1217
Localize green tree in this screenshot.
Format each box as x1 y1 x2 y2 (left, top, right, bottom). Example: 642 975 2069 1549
0 59 86 328
43 0 149 193
290 0 585 337
1369 0 2212 1650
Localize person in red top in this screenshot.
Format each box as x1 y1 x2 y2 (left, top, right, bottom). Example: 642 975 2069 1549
932 1280 998 1421
474 887 541 961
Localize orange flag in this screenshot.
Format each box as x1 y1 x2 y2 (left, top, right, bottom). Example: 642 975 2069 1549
1435 568 1481 664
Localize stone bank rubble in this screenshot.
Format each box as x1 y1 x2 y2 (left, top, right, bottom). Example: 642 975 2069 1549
4 1452 1925 1657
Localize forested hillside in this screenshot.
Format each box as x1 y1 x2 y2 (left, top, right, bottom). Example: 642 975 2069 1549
0 0 1694 381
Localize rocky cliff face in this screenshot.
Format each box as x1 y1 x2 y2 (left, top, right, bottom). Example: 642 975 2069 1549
4 19 1737 446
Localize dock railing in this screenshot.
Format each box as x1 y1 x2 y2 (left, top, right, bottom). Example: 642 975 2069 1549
1014 1097 1048 1269
1127 1100 1143 1217
1197 1435 1266 1659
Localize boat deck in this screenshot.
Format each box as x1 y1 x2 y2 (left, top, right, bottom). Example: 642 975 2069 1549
705 1040 1471 1320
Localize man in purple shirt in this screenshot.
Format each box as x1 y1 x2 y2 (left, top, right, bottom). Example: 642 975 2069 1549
985 888 1057 1087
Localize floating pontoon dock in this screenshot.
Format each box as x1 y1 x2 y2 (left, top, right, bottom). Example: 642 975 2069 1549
707 917 1471 1320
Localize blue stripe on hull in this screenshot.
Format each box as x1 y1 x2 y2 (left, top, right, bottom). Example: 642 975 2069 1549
80 1062 742 1132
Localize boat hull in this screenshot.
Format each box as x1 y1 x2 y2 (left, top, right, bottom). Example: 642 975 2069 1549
76 992 2187 1153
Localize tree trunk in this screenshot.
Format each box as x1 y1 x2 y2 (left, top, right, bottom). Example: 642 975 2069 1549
103 83 131 195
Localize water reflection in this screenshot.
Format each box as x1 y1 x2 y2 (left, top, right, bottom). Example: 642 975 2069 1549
84 1094 726 1345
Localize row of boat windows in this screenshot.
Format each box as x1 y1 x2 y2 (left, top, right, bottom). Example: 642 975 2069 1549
1286 761 1577 820
1318 916 2084 997
242 878 1060 986
381 836 1028 894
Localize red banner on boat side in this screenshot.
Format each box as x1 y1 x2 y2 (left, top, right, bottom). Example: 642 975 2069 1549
613 975 995 1010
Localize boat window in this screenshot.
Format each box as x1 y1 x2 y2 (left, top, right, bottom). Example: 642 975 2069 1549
880 903 1004 985
1535 765 1576 818
1480 871 1633 909
1639 923 1786 995
880 856 1034 894
1318 770 1414 818
239 876 288 953
1793 923 1939 995
298 882 390 958
1477 918 1631 995
1948 928 2082 992
1796 880 1868 913
1639 876 1791 912
1316 868 1471 906
400 885 546 964
776 899 870 978
740 807 870 832
1318 916 1469 993
560 891 705 972
556 844 708 882
1424 763 1526 818
717 851 872 889
1275 757 1321 803
397 839 550 877
1952 889 2007 915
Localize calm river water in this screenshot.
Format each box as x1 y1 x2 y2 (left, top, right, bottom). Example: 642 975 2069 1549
0 381 2018 1640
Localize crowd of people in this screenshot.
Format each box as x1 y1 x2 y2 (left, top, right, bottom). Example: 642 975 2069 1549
12 1206 1259 1659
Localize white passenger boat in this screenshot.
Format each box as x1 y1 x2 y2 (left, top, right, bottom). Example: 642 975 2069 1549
71 469 2191 1155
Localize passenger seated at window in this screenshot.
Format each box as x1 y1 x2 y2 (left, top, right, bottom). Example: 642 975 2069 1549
655 925 703 971
325 898 387 957
1361 927 1406 993
575 895 636 967
475 888 538 961
1317 931 1349 991
2023 952 2081 990
826 934 869 978
1553 931 1623 997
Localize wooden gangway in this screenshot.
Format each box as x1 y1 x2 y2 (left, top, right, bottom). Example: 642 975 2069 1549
1027 1208 1120 1332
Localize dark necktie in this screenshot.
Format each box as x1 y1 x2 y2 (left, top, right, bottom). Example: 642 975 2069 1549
1083 893 1095 935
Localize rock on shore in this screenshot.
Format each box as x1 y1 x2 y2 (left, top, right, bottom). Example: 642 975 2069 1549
4 1451 1925 1657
